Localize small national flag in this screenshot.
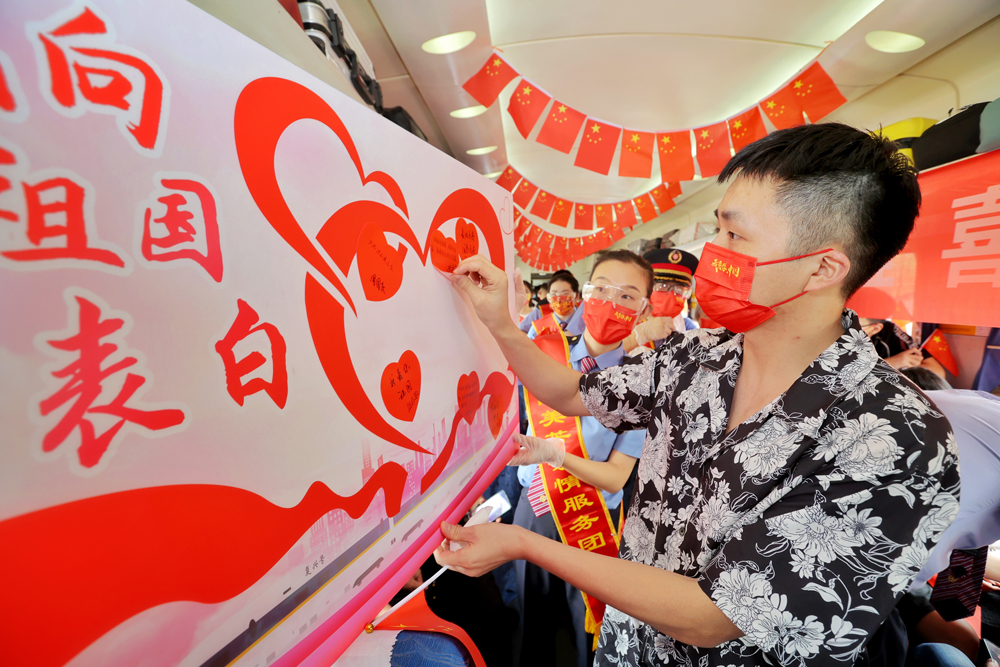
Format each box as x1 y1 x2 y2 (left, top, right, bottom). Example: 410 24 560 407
619 130 655 178
530 190 556 219
513 179 538 209
613 201 637 228
633 194 657 223
761 86 804 130
507 81 551 138
728 107 768 152
649 184 674 213
574 119 622 175
694 121 732 178
574 203 594 231
550 199 573 228
462 53 519 107
536 100 587 153
513 211 529 240
656 130 695 183
793 62 847 122
666 181 682 198
594 204 614 229
495 165 522 192
922 328 960 376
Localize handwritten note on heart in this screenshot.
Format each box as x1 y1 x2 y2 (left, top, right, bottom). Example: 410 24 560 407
430 230 459 273
456 218 479 260
380 351 421 422
456 372 480 425
357 222 407 301
488 394 504 439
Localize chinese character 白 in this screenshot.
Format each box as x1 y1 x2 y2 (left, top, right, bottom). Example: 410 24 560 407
215 299 288 408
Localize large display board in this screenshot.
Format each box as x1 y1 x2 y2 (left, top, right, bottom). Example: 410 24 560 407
0 2 518 666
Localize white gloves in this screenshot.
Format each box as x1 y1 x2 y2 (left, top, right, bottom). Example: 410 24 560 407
509 433 566 467
634 316 676 346
513 267 528 314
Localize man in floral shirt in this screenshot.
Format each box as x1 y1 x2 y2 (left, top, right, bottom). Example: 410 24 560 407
436 123 960 667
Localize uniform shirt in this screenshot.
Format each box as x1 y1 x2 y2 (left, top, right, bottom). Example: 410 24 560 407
910 390 1000 589
525 310 575 339
518 334 645 510
578 310 960 667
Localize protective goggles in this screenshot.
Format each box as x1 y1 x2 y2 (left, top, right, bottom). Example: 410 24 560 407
653 281 691 297
581 282 648 314
547 291 576 303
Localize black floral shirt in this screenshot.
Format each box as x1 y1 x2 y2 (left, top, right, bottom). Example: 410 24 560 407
579 311 960 667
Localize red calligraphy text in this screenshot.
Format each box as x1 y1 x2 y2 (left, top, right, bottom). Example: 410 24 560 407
141 176 223 281
215 299 288 408
943 184 1000 288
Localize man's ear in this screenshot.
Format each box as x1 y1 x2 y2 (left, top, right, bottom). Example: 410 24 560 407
805 250 851 293
862 322 884 338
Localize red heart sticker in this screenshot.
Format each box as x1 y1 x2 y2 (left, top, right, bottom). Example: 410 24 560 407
380 351 421 421
430 230 459 272
357 222 407 301
456 371 480 425
487 394 504 439
456 218 479 260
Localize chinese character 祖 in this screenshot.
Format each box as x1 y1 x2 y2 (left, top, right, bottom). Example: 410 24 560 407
569 513 599 533
140 176 223 281
554 476 581 494
37 292 186 469
0 50 28 122
215 299 288 408
30 4 168 155
538 409 567 427
563 494 594 513
578 533 606 552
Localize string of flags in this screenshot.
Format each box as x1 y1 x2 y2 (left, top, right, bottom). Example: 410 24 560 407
464 54 847 180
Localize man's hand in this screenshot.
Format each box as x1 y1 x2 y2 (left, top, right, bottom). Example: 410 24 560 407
634 316 677 346
433 521 523 577
885 348 923 370
508 433 566 467
451 254 512 332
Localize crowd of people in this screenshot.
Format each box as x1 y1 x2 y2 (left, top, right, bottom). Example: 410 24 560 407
375 123 1000 667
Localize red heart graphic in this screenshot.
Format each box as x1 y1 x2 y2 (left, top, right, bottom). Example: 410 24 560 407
456 218 479 260
430 230 459 272
358 222 407 301
488 394 504 439
456 371 480 425
381 350 421 421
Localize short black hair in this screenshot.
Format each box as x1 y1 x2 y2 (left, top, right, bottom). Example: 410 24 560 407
719 123 921 297
590 249 654 297
549 270 579 293
900 367 952 391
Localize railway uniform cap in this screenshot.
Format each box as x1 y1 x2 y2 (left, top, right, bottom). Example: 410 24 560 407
643 247 699 287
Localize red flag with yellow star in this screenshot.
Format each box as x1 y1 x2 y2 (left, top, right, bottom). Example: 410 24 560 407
633 194 657 223
513 210 529 240
656 131 695 183
619 130 655 178
495 165 522 192
761 86 804 130
922 328 959 376
595 204 614 229
794 62 847 122
694 121 731 178
550 198 573 227
507 81 551 138
666 181 682 198
574 203 594 231
513 178 538 209
536 100 587 153
530 190 556 219
649 184 674 213
575 119 622 175
462 53 519 107
728 107 768 152
613 201 637 228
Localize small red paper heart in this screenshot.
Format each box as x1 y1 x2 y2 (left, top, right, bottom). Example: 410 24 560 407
430 230 459 272
456 218 479 260
487 394 504 439
380 350 421 422
457 372 480 425
357 222 407 301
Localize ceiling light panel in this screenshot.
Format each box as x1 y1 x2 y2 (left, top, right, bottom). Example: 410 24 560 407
865 30 926 53
421 31 476 55
467 146 498 155
450 105 488 119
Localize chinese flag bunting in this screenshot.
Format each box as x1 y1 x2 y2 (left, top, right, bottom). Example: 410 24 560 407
728 107 767 152
666 181 682 198
536 100 587 154
922 329 960 376
656 131 695 183
761 85 804 130
575 119 622 175
613 201 637 228
649 184 674 213
694 121 732 178
514 211 529 240
619 130 655 178
462 53 519 107
530 190 556 219
513 179 538 209
574 203 594 231
633 193 657 223
550 199 573 228
495 165 522 192
595 204 614 229
507 81 551 138
793 62 847 122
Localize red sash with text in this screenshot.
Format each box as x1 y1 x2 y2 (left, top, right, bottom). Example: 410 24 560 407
531 312 561 337
523 330 620 632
